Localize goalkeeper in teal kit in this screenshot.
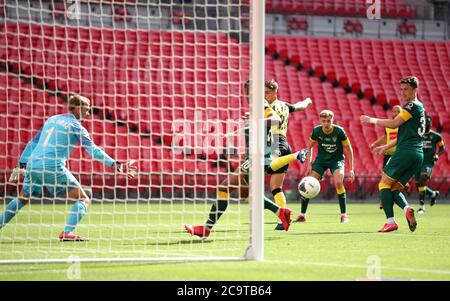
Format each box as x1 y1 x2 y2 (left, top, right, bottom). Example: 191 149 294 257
0 95 137 241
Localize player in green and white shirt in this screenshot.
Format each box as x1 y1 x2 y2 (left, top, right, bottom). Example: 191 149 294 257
415 115 445 213
361 76 425 232
294 109 355 224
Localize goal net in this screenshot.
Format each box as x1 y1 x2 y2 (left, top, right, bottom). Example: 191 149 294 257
0 0 265 263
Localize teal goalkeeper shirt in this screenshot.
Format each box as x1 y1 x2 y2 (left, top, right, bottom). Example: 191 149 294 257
19 113 115 170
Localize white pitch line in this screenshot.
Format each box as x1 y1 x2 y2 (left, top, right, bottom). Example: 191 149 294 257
267 259 450 275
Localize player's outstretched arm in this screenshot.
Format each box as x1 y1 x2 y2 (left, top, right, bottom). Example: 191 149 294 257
9 128 43 182
373 139 397 155
370 134 387 150
360 113 407 129
293 97 313 112
78 124 136 178
285 98 313 113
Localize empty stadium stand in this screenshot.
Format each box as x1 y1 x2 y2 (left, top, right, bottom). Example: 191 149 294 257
266 0 417 19
1 20 449 196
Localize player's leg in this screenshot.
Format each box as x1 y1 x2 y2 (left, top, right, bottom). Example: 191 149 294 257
422 166 439 206
415 171 428 213
62 185 90 234
271 173 287 230
0 170 40 229
384 151 422 232
271 143 291 230
263 173 292 231
204 174 240 231
379 155 391 210
331 161 348 223
57 169 90 241
391 182 409 209
185 169 242 238
263 194 292 231
378 172 398 232
0 192 29 229
294 163 323 222
269 149 307 171
429 187 440 207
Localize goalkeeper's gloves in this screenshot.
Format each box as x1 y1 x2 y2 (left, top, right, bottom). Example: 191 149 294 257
115 160 138 179
9 163 26 182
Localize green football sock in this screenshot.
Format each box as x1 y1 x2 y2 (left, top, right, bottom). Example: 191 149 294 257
338 192 346 214
392 190 408 210
264 196 279 214
380 188 394 219
424 186 434 198
300 195 309 214
205 200 228 229
418 191 425 206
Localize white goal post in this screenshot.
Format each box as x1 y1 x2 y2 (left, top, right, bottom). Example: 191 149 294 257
0 0 265 263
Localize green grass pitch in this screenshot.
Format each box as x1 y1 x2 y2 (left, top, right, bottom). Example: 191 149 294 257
0 202 449 280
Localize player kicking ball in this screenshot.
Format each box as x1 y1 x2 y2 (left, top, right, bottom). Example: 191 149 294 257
184 81 307 239
1 95 137 241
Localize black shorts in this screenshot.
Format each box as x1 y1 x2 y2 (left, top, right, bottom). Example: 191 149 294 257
271 135 292 174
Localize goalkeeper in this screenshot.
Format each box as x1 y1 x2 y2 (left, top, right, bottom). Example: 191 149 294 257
0 95 137 241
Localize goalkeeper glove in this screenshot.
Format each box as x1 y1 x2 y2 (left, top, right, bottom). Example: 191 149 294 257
115 160 138 179
9 163 26 182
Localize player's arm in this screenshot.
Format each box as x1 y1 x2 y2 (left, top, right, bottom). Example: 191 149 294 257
434 138 445 162
305 138 315 164
9 127 43 182
360 108 410 129
342 139 355 182
19 127 43 166
304 138 316 175
373 139 397 155
370 134 387 150
285 97 312 113
79 126 137 179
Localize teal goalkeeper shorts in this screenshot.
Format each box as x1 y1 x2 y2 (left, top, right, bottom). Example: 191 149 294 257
22 166 80 198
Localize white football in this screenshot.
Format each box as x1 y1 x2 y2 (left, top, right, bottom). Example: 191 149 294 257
298 176 321 199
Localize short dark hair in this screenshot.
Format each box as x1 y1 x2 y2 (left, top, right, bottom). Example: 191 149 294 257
264 79 278 91
399 76 419 89
244 79 250 88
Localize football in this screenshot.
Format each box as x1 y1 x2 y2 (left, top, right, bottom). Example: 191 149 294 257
298 176 321 199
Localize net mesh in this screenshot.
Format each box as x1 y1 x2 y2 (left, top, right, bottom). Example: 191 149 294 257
0 0 253 261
